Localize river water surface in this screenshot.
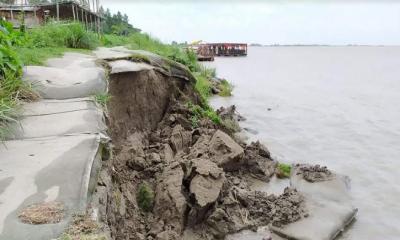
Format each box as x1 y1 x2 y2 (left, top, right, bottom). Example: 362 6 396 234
206 46 400 240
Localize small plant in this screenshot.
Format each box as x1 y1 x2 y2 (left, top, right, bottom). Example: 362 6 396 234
137 183 154 212
218 79 234 97
93 93 111 108
277 163 292 179
187 102 222 126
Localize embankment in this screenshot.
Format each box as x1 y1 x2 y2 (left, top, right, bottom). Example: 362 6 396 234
91 48 310 240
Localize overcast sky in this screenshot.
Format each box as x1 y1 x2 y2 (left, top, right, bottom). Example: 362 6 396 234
101 0 400 45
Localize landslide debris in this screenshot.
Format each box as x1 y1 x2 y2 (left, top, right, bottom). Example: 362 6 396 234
95 52 307 240
295 164 333 183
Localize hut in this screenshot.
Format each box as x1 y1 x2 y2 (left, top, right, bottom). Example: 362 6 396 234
197 43 248 57
0 0 103 32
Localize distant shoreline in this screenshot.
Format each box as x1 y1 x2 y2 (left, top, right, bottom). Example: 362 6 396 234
249 44 394 47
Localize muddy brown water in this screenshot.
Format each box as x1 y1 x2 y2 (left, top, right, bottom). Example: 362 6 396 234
205 46 400 240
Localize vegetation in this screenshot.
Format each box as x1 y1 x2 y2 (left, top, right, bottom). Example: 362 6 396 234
277 163 292 178
137 183 154 212
218 79 234 97
100 8 141 36
93 93 111 109
0 19 33 139
187 102 221 128
0 7 232 137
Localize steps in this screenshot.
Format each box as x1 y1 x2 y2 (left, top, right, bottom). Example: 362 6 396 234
0 52 108 240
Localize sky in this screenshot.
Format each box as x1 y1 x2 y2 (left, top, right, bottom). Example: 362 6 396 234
101 0 400 45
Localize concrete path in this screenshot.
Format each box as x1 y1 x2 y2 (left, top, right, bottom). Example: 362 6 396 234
0 53 107 240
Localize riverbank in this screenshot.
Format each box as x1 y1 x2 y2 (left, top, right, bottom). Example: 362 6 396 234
87 47 357 240
1 20 358 239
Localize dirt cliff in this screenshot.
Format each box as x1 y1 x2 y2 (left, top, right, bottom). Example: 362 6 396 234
94 51 307 240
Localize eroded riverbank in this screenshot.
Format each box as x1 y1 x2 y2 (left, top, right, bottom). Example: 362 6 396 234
89 47 356 240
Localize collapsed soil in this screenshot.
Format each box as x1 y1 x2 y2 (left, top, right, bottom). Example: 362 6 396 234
96 58 308 240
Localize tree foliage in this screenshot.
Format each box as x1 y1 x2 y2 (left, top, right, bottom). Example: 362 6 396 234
100 7 140 36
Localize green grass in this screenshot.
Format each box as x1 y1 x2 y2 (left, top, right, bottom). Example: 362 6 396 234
0 71 38 139
187 102 221 127
93 93 111 109
25 22 100 50
15 47 92 66
277 163 292 178
218 79 234 97
137 183 154 212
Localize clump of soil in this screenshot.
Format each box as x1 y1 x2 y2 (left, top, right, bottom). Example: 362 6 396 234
18 201 64 225
296 164 333 182
96 56 308 240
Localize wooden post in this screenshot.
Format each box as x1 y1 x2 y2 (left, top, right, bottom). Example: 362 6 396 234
76 5 79 22
56 2 60 22
72 4 76 21
10 9 13 21
81 8 84 24
34 8 37 25
85 11 88 31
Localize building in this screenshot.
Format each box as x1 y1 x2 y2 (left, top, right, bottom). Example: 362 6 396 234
0 0 103 32
197 43 248 57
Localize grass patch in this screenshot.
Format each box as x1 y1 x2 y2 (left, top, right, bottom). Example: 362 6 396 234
218 79 234 97
137 183 154 212
25 22 100 50
129 53 151 64
15 47 92 66
277 163 292 178
187 102 221 127
0 71 39 140
93 93 111 109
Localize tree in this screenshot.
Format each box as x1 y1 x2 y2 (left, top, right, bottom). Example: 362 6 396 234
101 8 141 36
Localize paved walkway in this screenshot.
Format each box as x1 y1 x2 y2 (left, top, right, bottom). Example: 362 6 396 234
0 53 107 240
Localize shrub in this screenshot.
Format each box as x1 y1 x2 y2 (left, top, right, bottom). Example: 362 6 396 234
137 183 154 212
25 22 99 50
277 163 292 178
187 102 221 126
218 79 234 97
0 19 23 77
93 93 111 109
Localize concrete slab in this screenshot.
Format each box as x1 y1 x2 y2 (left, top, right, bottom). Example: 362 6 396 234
109 60 154 74
0 134 104 240
46 53 97 69
93 47 134 60
271 165 357 240
8 99 106 140
23 66 106 99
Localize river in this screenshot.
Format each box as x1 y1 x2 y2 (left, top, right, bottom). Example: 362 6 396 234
205 46 400 240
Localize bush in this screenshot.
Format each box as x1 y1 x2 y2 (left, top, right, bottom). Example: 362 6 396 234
187 102 221 126
0 19 23 77
277 163 292 178
137 183 154 212
218 79 233 97
25 22 99 50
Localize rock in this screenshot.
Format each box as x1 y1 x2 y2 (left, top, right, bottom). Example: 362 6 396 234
209 130 244 171
296 164 333 183
154 164 187 234
189 159 225 207
156 230 180 240
185 158 225 226
147 152 162 164
127 156 148 171
243 141 276 180
162 144 174 163
170 124 192 153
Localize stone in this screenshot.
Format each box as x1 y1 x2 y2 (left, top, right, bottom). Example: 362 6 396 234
209 130 244 171
154 164 187 234
169 125 192 153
